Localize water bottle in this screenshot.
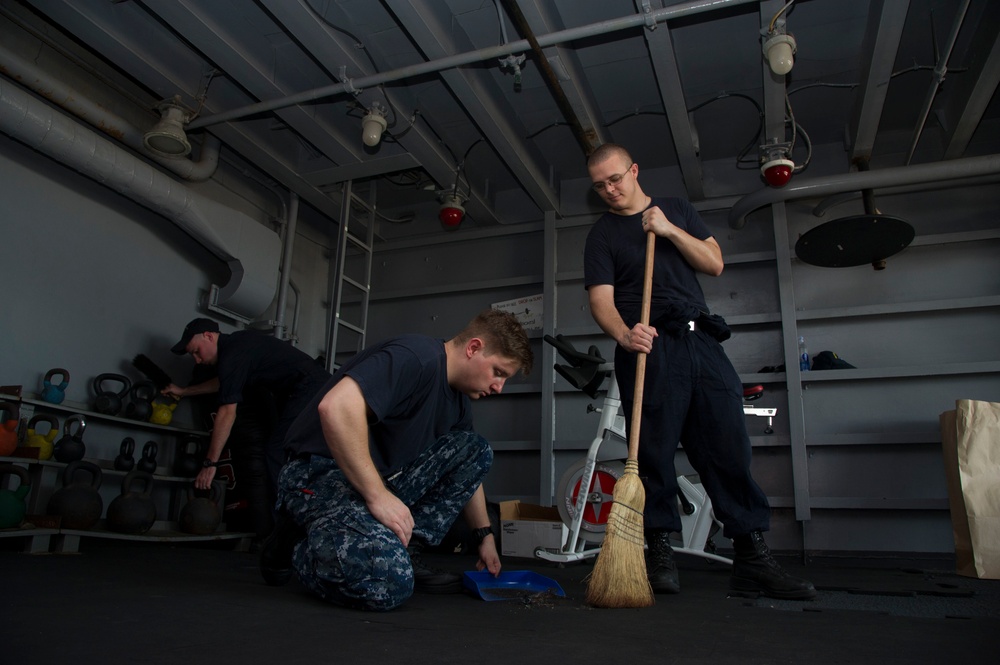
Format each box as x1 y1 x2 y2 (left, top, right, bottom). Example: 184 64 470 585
798 336 810 371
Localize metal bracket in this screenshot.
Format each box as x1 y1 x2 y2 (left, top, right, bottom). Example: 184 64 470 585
641 0 657 30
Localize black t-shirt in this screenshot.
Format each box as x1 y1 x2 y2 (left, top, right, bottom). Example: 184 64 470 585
216 331 328 415
583 196 712 327
284 335 473 476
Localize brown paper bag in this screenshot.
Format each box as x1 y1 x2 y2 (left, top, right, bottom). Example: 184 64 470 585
940 400 1000 579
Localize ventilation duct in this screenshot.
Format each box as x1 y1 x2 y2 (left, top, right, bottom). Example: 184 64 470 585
0 75 280 320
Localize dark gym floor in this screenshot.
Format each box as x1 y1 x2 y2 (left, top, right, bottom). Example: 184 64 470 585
3 538 998 665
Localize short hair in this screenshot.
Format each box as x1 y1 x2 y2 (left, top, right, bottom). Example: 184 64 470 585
455 309 534 376
587 143 632 169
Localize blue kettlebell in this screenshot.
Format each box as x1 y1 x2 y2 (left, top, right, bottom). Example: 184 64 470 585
41 368 70 405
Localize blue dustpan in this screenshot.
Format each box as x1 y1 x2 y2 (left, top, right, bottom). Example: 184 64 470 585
462 570 566 601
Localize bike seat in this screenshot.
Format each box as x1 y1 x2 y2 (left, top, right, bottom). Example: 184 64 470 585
543 334 605 368
545 334 609 399
553 363 607 399
743 384 764 401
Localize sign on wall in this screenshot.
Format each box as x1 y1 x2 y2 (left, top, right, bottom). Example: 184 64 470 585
492 294 543 331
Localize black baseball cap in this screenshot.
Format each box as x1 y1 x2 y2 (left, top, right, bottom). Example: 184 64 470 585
171 318 220 354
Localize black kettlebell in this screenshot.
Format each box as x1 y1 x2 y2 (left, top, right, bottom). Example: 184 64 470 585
114 437 136 472
179 481 222 535
174 436 205 478
106 470 157 535
53 414 87 464
136 440 158 474
47 460 103 530
92 373 131 416
124 381 156 421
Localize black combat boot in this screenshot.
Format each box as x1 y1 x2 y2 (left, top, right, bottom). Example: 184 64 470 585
259 512 305 586
645 529 680 594
730 531 816 600
407 543 463 594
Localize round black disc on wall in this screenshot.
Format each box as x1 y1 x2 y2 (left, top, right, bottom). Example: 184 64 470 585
795 214 914 268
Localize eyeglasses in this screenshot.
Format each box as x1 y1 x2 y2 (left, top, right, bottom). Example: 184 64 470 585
592 163 634 192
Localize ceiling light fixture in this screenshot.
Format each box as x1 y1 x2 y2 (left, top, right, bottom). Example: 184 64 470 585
759 142 795 187
438 193 466 229
762 30 797 76
361 103 388 147
144 96 193 158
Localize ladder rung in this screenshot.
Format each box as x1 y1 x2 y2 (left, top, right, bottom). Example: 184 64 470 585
341 275 369 292
346 232 371 252
336 319 364 335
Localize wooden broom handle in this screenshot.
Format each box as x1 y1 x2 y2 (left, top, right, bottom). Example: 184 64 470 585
627 230 656 461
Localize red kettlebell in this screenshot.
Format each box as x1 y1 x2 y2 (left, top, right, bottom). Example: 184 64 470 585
0 401 19 457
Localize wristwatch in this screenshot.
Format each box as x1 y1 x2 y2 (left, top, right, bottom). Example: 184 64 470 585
472 526 493 545
202 459 220 468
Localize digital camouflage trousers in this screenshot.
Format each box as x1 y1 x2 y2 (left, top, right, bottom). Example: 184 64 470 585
275 430 492 611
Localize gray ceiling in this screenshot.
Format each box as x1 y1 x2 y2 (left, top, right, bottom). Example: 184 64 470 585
7 0 1000 236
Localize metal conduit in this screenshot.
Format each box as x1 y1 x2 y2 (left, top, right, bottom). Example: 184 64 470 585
273 192 299 340
188 0 757 130
906 0 972 164
728 153 1000 229
0 45 220 181
0 75 281 319
500 0 596 156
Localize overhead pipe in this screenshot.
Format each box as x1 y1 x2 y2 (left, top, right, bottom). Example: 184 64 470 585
728 153 1000 229
0 75 281 320
499 0 596 156
0 45 220 181
188 0 758 130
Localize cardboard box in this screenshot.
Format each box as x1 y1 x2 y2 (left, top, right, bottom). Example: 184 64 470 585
499 500 565 558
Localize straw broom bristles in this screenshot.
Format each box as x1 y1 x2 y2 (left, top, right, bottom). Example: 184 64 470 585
585 229 657 609
585 459 654 608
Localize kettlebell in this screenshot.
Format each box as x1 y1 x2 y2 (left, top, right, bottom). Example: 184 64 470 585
53 414 87 464
41 368 70 405
114 437 136 472
136 440 158 474
149 397 178 426
47 460 103 530
24 413 60 461
92 373 131 416
174 436 205 478
0 401 19 457
106 470 157 535
179 481 222 535
124 381 156 421
0 464 31 529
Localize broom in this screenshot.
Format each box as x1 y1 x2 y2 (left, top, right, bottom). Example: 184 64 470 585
132 354 174 391
585 229 656 608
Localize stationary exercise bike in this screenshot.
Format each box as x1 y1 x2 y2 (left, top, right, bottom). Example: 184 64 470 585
535 334 777 566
